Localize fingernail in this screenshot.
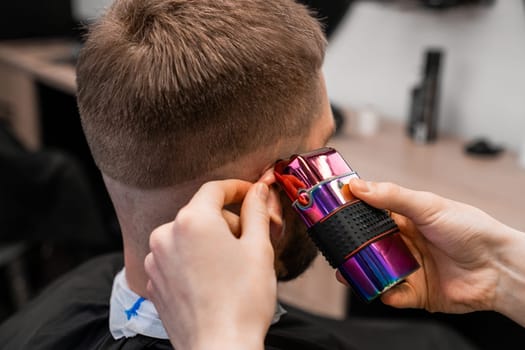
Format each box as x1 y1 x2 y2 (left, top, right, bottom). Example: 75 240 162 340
256 182 269 199
350 178 371 193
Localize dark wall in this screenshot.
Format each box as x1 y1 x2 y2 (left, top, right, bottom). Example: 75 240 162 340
0 1 75 40
297 0 354 39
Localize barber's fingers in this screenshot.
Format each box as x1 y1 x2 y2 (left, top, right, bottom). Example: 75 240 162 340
380 282 419 309
146 222 178 282
258 168 283 228
144 250 166 304
335 271 349 287
144 252 156 286
348 179 448 226
336 266 420 309
222 209 241 238
189 179 254 211
259 167 276 186
239 183 273 249
184 180 254 238
144 253 159 299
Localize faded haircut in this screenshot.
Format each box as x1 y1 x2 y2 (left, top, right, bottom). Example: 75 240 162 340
76 0 327 188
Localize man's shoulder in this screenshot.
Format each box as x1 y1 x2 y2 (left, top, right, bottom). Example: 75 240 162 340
0 252 155 350
265 303 348 350
266 302 478 350
26 251 125 307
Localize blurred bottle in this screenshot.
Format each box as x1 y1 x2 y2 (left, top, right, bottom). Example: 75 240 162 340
407 48 444 143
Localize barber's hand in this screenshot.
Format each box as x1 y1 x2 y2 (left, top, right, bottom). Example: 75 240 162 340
144 180 276 350
345 179 519 317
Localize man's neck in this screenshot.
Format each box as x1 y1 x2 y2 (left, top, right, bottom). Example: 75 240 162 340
123 247 150 297
103 159 274 298
104 175 206 298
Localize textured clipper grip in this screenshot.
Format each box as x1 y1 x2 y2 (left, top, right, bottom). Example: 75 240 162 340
307 201 398 268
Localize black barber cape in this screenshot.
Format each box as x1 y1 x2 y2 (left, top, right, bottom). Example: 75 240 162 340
0 253 478 350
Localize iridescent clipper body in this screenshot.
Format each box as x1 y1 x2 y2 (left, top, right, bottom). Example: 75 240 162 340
274 147 420 302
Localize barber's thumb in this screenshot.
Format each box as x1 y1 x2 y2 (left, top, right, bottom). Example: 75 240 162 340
348 179 438 223
347 179 388 206
348 178 409 213
240 182 271 243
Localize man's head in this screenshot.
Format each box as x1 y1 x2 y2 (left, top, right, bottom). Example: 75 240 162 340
76 0 334 281
77 0 327 188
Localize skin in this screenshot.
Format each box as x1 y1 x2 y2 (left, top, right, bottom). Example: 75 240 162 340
146 178 525 349
104 73 335 299
141 73 335 349
144 181 277 350
344 179 525 327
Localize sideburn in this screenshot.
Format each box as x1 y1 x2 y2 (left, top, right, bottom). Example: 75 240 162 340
275 215 319 281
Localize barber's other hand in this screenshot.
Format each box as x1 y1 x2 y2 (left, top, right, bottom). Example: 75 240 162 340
346 179 524 321
144 180 276 350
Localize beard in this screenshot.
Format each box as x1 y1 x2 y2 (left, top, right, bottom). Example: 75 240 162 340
272 191 319 282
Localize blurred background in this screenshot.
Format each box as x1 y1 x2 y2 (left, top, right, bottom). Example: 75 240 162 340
324 0 525 153
0 1 524 349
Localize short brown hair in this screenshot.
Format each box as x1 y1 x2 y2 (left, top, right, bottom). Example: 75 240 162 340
77 0 326 188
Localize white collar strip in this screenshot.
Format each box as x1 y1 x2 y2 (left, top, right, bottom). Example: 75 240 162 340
109 268 287 339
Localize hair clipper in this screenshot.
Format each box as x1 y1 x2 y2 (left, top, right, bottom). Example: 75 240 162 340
274 147 420 302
